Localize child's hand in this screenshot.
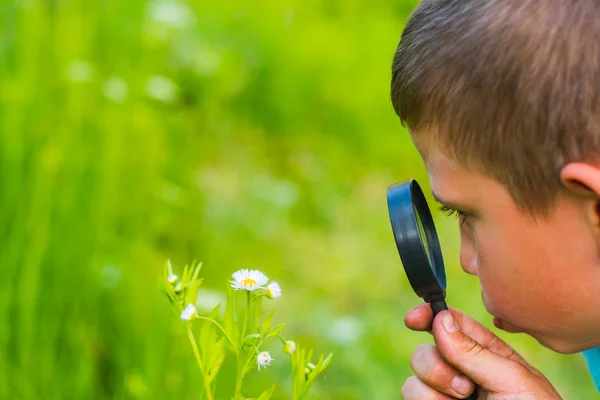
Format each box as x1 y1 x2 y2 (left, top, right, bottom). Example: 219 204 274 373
401 304 562 399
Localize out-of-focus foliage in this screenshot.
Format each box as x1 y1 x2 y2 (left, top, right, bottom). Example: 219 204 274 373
0 0 595 398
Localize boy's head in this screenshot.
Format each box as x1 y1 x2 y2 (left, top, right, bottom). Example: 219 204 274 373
392 0 600 353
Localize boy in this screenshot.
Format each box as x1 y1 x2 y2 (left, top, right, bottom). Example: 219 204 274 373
392 1 600 398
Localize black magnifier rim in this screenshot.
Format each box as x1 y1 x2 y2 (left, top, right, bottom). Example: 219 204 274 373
387 179 447 301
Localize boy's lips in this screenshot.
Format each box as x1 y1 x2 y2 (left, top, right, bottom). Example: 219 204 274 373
483 293 524 334
493 317 523 333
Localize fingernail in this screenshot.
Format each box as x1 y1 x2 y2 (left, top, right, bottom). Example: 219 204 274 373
451 375 472 395
442 311 459 333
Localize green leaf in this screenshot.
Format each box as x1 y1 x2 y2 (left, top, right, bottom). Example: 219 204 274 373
241 349 259 376
321 353 333 370
190 261 202 286
184 278 203 307
264 323 286 340
301 351 334 394
166 259 174 278
260 308 276 336
305 354 324 387
181 263 191 288
291 347 307 399
209 303 221 318
241 333 262 349
253 295 263 332
224 286 239 348
256 385 275 400
205 338 225 384
199 305 220 357
162 260 177 303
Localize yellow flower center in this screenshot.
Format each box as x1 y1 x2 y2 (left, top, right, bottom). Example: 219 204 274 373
242 278 257 288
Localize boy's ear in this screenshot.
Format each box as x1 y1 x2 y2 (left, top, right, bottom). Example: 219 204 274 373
560 163 600 227
560 162 600 198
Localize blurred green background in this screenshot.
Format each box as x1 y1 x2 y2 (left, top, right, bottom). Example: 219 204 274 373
0 0 596 398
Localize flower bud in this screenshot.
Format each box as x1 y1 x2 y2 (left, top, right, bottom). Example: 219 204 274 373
266 281 282 299
180 304 199 321
283 340 296 354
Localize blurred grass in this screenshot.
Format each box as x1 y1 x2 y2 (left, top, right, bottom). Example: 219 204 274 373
0 0 596 398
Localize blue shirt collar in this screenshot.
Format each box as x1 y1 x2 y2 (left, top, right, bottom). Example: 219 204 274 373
583 348 600 391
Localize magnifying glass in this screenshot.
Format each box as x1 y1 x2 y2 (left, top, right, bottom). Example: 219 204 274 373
387 179 478 399
387 179 448 315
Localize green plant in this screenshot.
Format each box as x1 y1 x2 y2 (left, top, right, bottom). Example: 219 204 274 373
161 260 332 400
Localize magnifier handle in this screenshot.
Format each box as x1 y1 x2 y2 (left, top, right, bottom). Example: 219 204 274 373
429 299 479 400
430 298 448 318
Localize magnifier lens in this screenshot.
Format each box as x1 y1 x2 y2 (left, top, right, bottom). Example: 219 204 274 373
387 179 447 298
413 204 434 272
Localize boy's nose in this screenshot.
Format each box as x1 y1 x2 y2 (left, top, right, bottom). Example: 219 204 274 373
460 243 478 276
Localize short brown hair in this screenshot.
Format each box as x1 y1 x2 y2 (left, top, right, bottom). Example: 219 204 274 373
391 0 600 215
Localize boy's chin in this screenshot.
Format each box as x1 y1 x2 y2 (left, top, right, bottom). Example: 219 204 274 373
531 334 588 354
494 317 583 354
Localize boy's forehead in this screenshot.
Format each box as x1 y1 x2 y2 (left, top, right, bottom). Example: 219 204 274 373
423 146 513 216
410 131 467 197
425 151 469 204
413 136 491 208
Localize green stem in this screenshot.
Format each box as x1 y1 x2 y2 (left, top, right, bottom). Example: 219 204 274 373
254 295 262 332
187 326 214 400
235 291 252 397
239 339 263 377
277 334 287 345
234 356 243 396
196 316 237 354
241 291 250 339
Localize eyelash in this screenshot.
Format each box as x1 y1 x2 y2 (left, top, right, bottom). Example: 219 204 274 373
438 204 465 219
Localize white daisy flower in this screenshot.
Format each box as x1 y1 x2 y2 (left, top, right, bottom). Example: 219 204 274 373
266 281 282 299
180 303 199 321
167 273 178 283
283 340 296 354
230 269 268 291
257 351 273 370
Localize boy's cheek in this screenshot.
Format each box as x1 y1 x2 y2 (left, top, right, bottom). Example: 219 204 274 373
472 245 531 324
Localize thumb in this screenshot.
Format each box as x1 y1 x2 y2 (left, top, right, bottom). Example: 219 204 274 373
432 310 532 392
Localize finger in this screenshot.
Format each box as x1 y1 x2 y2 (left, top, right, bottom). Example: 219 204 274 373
407 304 530 368
433 310 531 392
404 303 434 332
404 304 486 337
401 375 455 400
410 343 475 399
445 309 529 367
